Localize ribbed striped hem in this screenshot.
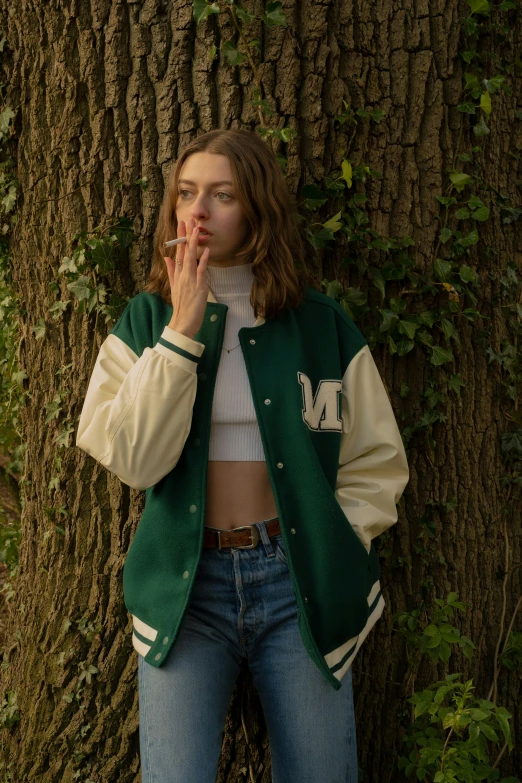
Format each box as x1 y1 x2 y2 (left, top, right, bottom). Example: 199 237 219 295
324 580 385 683
154 326 205 374
131 614 158 657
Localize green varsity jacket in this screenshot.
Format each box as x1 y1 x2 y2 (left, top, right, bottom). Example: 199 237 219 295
76 284 409 690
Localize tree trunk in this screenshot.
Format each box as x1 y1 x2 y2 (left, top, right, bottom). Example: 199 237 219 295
0 0 520 780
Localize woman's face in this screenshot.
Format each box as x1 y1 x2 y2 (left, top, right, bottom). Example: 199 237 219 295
175 152 250 267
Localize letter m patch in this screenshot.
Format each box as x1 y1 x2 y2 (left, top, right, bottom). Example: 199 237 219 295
297 372 342 432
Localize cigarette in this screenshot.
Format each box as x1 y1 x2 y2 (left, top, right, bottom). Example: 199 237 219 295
164 237 188 247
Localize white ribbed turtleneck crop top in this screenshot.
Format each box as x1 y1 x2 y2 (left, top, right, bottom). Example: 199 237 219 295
205 262 265 461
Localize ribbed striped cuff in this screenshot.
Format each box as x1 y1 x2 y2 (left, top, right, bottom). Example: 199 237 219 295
154 326 206 374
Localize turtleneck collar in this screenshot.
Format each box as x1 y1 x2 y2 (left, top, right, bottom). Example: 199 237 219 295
206 262 254 296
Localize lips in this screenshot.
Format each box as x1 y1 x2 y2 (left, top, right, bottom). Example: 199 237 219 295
196 227 212 235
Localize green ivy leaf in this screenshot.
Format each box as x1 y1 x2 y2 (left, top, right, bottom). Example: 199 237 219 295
468 195 484 209
459 264 476 282
430 346 454 366
389 298 407 314
484 75 506 94
448 374 465 395
67 275 92 301
59 256 78 275
341 160 353 188
371 269 386 300
457 229 479 247
193 0 221 24
325 280 342 299
342 286 367 308
401 235 415 247
457 102 476 114
434 258 453 282
480 90 492 117
371 109 386 123
472 205 490 221
322 211 343 232
435 195 458 207
397 319 420 339
388 334 397 354
460 49 477 63
0 106 14 139
450 171 472 191
378 309 399 333
440 318 456 340
417 329 435 347
464 71 481 94
235 6 257 23
32 318 47 340
263 1 287 26
466 0 491 15
439 227 453 244
396 339 415 356
300 183 327 209
501 430 522 456
473 115 490 137
417 310 438 327
221 41 247 65
454 208 471 220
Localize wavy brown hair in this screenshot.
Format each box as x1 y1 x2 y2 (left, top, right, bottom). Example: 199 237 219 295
144 128 311 320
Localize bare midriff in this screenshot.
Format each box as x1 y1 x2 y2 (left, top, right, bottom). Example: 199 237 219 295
204 461 278 530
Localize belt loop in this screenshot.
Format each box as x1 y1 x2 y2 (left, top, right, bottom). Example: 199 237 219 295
256 521 276 558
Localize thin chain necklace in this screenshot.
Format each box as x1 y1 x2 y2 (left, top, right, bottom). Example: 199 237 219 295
224 343 241 353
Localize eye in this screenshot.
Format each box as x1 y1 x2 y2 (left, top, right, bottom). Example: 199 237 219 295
216 192 232 200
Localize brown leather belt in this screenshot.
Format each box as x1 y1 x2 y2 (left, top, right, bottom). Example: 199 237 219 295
203 517 281 550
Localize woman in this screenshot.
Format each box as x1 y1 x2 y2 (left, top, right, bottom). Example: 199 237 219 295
76 128 409 782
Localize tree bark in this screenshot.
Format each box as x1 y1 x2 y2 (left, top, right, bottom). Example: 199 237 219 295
0 0 520 780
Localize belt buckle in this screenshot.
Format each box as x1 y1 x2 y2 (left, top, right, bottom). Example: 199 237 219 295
228 524 260 549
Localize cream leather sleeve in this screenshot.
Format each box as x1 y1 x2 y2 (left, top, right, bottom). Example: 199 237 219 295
76 326 206 490
335 344 409 554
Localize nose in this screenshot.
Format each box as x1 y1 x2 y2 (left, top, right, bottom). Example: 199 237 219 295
190 194 210 221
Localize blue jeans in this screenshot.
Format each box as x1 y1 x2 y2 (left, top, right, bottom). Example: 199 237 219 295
138 517 359 782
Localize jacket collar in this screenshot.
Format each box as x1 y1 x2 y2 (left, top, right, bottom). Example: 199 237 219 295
206 286 266 328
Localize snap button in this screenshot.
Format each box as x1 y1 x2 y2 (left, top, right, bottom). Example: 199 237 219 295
154 653 161 661
183 570 189 579
250 339 256 344
264 399 271 405
277 462 283 468
163 636 169 645
189 504 197 513
198 372 207 381
210 314 218 322
290 528 296 534
304 597 309 603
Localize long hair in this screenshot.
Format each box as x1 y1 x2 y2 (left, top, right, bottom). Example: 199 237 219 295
144 129 311 320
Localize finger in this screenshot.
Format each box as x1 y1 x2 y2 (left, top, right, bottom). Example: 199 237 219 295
198 247 210 277
187 227 199 274
176 220 186 263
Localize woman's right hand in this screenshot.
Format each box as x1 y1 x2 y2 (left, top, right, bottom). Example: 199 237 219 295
164 217 210 340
